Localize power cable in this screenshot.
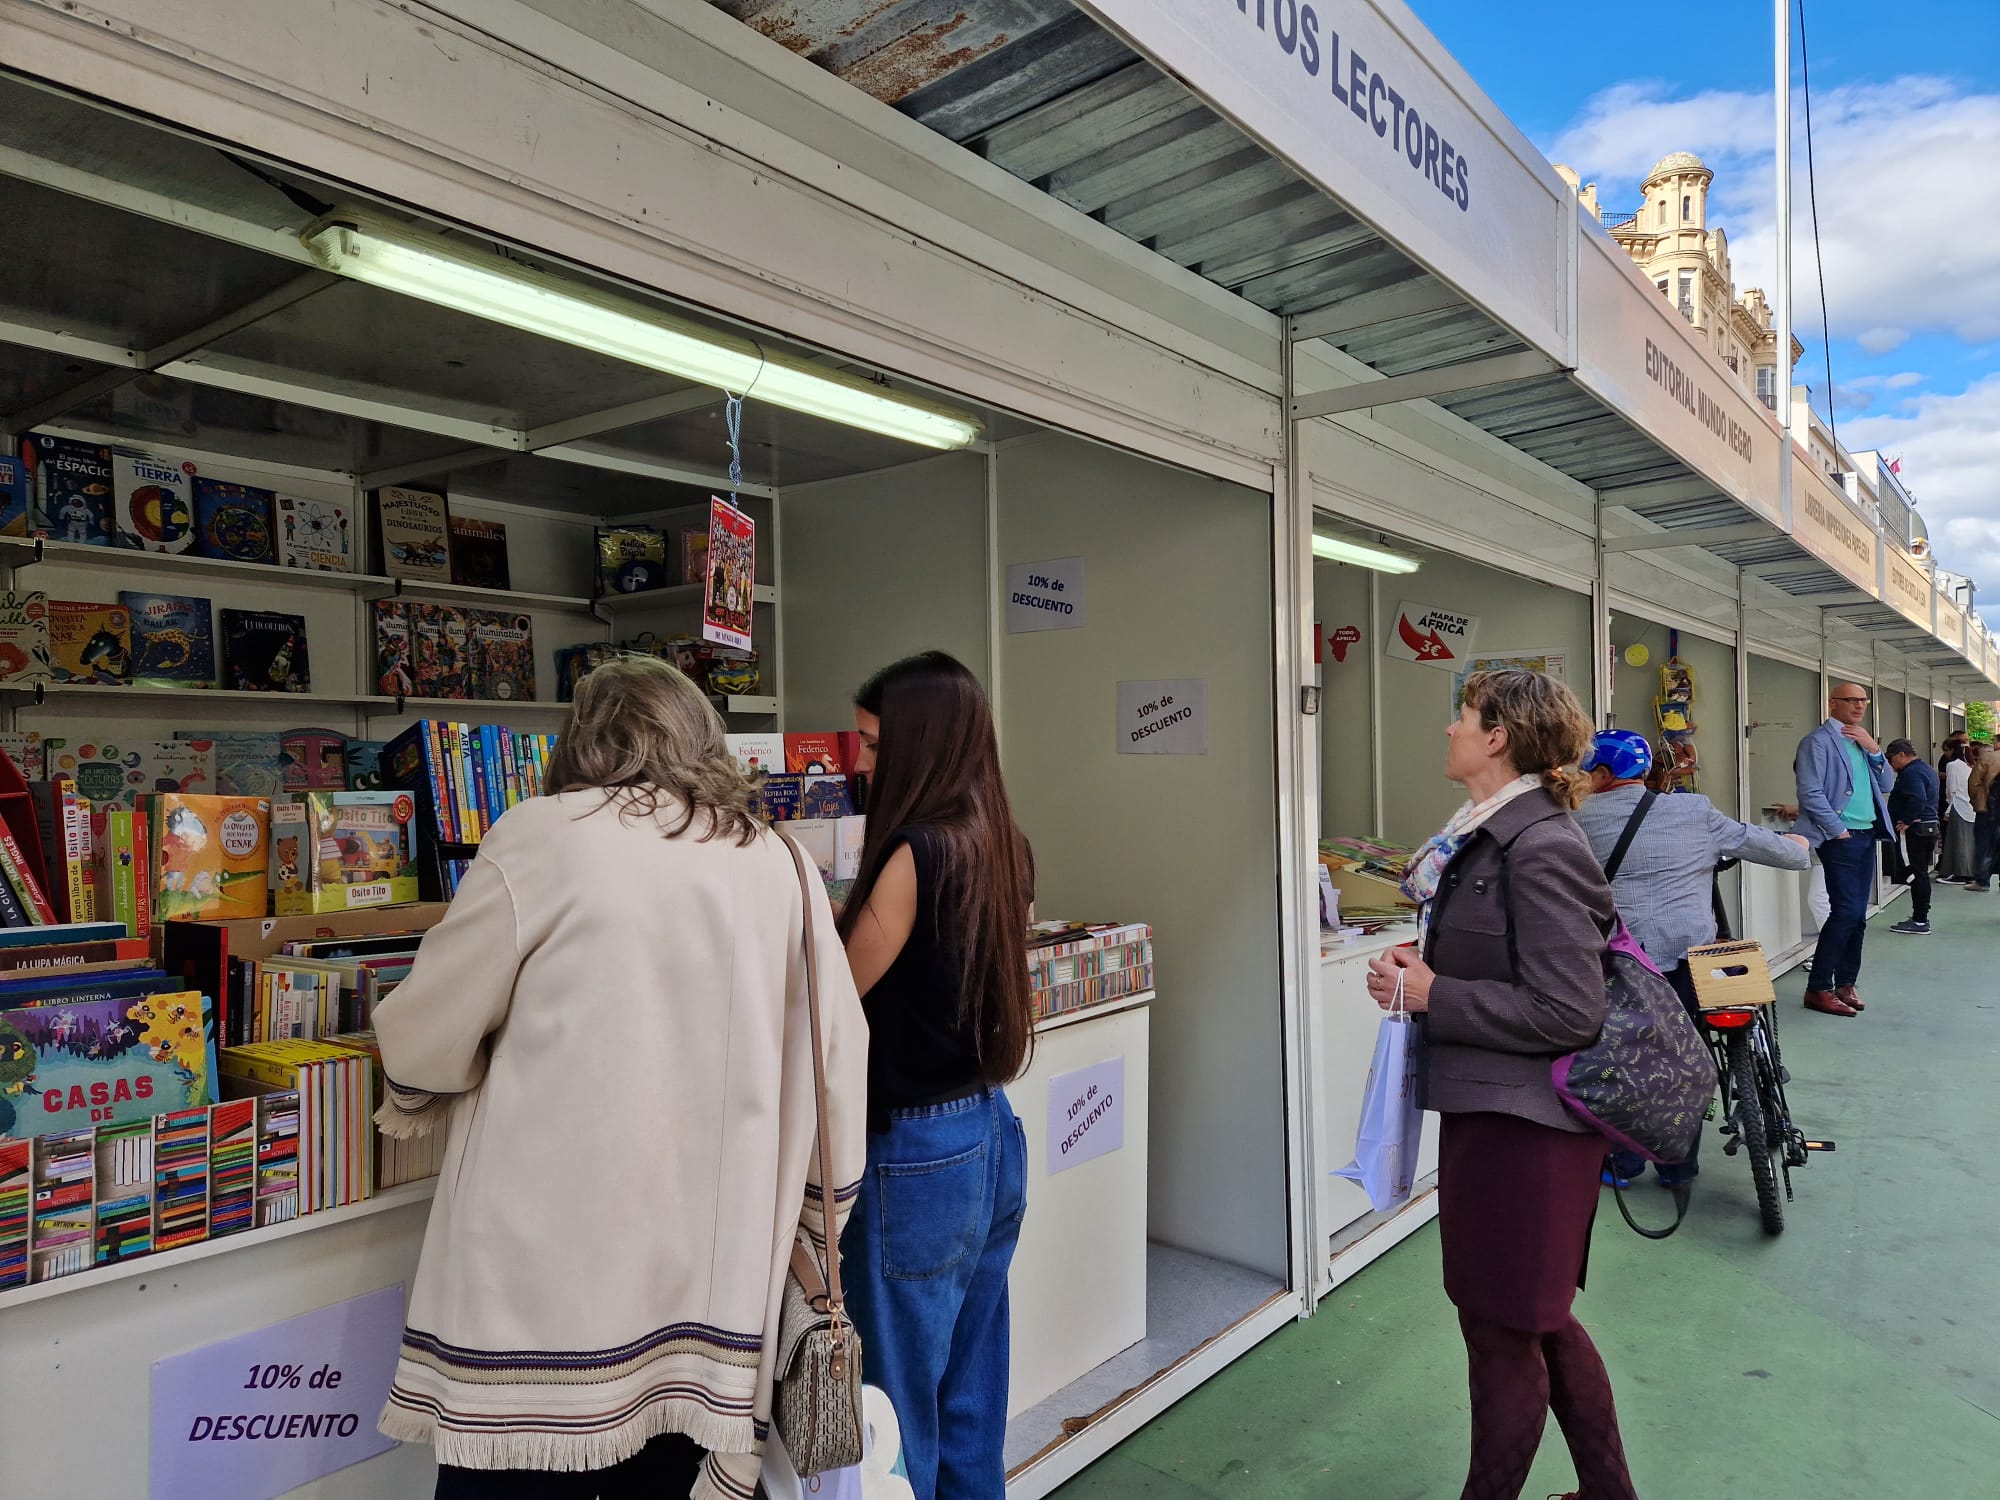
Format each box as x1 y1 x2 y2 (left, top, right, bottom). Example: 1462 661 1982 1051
1796 0 1839 455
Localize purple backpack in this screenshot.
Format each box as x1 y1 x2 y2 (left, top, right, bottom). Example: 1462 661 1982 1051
1550 919 1713 1163
1546 791 1714 1163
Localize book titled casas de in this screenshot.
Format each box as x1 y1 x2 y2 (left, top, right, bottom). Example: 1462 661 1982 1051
273 494 352 573
21 435 114 546
47 600 131 685
377 487 453 581
192 478 276 564
111 453 198 554
118 591 216 688
447 515 510 590
0 992 216 1142
220 610 310 693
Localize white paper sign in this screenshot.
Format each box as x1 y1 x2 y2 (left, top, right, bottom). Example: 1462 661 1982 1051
1006 557 1087 633
1047 1055 1125 1175
1386 600 1480 669
1117 679 1208 755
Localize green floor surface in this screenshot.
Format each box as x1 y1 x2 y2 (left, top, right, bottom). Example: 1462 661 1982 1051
1053 894 2000 1498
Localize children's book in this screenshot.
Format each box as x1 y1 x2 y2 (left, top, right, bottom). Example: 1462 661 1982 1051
725 733 785 777
754 774 803 822
377 487 452 581
89 807 151 939
0 732 45 782
0 592 56 685
193 478 277 564
111 453 198 554
448 516 510 590
147 793 270 922
45 738 216 811
280 729 348 791
372 599 416 698
595 526 667 594
344 741 389 792
0 992 215 1141
272 791 419 915
0 452 28 537
118 591 216 688
26 781 91 922
176 732 285 799
273 494 352 573
468 610 535 702
21 435 114 546
785 734 844 775
800 774 856 820
409 602 471 700
47 600 131 684
681 527 710 586
220 610 310 693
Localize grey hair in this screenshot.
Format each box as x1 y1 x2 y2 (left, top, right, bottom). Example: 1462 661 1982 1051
545 653 761 845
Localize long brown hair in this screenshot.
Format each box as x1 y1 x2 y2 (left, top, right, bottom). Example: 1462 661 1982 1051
545 654 761 845
1460 668 1595 810
838 652 1034 1084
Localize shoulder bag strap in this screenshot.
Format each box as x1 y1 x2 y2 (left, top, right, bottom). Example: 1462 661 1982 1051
1601 790 1660 882
777 831 844 1319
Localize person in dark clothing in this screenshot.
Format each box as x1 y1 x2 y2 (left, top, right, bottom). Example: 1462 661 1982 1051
1887 739 1942 935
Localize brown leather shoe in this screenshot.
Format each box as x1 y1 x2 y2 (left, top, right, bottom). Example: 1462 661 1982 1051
1836 984 1866 1012
1805 989 1859 1017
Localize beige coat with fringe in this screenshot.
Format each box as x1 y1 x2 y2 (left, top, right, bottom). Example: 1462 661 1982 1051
372 790 867 1500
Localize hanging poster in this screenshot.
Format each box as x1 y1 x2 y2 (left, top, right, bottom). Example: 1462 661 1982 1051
701 496 755 652
1386 601 1479 670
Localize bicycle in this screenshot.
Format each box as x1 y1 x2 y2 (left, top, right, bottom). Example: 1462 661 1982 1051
1685 940 1834 1235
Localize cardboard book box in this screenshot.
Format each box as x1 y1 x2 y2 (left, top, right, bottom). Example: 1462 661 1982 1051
270 791 420 916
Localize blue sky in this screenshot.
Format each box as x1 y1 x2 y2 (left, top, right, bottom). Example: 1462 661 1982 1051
1413 0 2000 611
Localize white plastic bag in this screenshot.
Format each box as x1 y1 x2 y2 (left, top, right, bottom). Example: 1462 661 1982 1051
759 1386 914 1500
1808 857 1830 928
1332 974 1422 1212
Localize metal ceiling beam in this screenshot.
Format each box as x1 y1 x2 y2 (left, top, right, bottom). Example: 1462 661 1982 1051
1287 281 1468 343
525 387 722 451
1601 523 1774 553
5 270 337 432
538 441 778 499
356 448 502 491
1290 352 1562 421
0 316 142 370
1598 476 1730 510
160 354 527 450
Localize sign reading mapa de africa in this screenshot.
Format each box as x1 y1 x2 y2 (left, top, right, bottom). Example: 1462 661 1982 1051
1386 601 1479 669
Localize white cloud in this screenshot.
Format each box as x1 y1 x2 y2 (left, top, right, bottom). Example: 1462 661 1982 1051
1844 375 2000 622
1549 77 2000 351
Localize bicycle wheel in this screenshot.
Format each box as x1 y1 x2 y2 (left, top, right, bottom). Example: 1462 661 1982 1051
1729 1029 1784 1235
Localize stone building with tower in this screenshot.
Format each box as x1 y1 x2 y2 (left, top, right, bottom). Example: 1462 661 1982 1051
1556 151 1801 410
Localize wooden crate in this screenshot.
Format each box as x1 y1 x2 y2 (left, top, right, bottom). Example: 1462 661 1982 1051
1684 940 1776 1008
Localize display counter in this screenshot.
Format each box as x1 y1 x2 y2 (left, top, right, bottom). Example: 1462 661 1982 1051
1005 993 1151 1419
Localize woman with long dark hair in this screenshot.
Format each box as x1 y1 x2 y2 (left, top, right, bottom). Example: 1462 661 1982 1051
837 650 1033 1500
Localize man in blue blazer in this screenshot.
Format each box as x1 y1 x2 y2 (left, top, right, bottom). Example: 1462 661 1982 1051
1794 682 1894 1016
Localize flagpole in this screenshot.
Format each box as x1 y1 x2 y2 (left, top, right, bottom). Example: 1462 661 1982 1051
1775 0 1794 531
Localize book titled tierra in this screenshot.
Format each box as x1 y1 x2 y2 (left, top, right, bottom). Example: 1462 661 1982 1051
447 516 510 590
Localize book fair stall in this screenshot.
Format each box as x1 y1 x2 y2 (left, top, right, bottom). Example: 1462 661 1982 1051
7 2 2000 1497
0 60 1298 1500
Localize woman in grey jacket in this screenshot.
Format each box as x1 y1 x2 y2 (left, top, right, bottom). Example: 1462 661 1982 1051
1366 670 1636 1500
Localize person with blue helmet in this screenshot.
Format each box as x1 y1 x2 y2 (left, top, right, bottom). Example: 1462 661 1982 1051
1575 728 1810 1188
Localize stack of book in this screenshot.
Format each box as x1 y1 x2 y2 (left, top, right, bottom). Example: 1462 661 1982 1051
384 720 557 897
1026 922 1155 1024
217 1041 374 1215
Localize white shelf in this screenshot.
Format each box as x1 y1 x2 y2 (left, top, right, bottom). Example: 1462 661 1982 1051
596 582 777 612
363 576 604 615
4 681 384 709
369 696 571 716
0 1177 438 1312
715 694 779 716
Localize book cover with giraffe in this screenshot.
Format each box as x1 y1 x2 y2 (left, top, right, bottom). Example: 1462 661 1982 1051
118 592 216 688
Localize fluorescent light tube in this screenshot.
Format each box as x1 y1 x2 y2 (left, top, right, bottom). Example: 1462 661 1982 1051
1312 533 1421 573
301 213 982 451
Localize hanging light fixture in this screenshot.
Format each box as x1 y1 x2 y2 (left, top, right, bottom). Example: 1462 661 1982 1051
300 212 983 451
1312 532 1421 574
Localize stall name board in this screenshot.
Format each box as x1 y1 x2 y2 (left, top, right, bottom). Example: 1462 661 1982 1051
1886 552 1933 627
1078 0 1563 357
1047 1055 1125 1174
150 1285 404 1498
1117 679 1208 755
1386 601 1479 668
1644 339 1754 465
1006 557 1088 633
1792 477 1878 590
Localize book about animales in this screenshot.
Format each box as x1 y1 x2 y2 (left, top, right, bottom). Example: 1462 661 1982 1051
178 732 285 798
448 515 510 589
273 493 352 572
47 600 130 684
220 610 311 693
111 453 198 554
0 592 56 685
147 794 270 922
281 729 348 792
193 477 277 563
118 591 216 687
468 610 535 702
0 992 215 1142
377 487 452 581
21 435 114 546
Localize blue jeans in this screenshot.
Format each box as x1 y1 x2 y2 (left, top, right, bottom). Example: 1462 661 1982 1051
841 1089 1027 1500
1808 830 1881 991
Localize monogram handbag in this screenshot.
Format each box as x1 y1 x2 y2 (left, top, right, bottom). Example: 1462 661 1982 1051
771 833 865 1476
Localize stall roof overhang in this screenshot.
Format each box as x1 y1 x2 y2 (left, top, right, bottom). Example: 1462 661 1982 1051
706 0 1998 693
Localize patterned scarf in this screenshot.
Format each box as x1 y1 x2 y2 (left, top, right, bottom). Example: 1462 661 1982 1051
1400 774 1542 913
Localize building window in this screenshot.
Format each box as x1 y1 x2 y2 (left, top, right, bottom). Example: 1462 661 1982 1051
1657 278 1670 297
1757 365 1776 409
1678 271 1695 322
1682 195 1692 222
1659 199 1668 225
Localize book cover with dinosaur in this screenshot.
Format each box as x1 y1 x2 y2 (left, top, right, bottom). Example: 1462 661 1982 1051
118 592 216 688
378 487 452 581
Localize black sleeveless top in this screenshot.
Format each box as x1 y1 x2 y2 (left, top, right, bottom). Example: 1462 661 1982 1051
861 824 984 1131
